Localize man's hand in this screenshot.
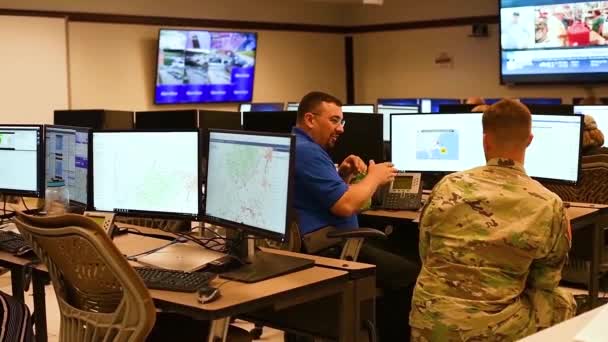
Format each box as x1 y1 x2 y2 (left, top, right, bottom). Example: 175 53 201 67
338 155 367 179
367 160 397 186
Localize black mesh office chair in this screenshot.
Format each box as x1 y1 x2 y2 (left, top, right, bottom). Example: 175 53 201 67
543 154 608 304
251 221 386 341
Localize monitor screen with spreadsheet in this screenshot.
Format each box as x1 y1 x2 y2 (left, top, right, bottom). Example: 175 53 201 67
0 125 43 197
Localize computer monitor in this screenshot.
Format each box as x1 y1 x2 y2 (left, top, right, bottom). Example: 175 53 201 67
92 130 201 220
239 103 284 112
54 109 134 130
391 113 583 184
526 114 582 184
376 104 419 141
524 104 573 115
239 103 285 125
341 104 375 114
519 98 563 105
377 98 419 106
439 104 477 113
0 125 44 197
286 102 299 111
45 125 91 209
242 111 296 134
204 130 294 241
573 97 608 105
331 112 385 163
135 110 198 129
419 99 462 113
391 113 485 172
574 106 608 147
203 129 312 282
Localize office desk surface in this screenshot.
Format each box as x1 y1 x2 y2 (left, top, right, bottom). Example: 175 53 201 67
112 232 350 319
518 304 606 342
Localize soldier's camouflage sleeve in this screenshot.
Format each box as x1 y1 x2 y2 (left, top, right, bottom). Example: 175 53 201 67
525 201 576 328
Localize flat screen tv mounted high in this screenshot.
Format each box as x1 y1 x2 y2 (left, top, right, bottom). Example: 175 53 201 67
45 125 92 212
500 0 608 84
92 130 202 220
135 110 198 129
54 109 134 130
0 125 44 198
204 129 313 282
574 105 608 147
154 29 258 104
390 113 583 184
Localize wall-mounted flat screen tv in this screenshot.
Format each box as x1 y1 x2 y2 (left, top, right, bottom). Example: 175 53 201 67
155 29 257 104
501 0 608 84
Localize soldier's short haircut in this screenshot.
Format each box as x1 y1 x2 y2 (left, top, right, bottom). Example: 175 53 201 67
297 91 342 123
482 99 531 148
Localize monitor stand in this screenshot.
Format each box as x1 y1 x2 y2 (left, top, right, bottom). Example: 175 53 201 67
218 230 314 283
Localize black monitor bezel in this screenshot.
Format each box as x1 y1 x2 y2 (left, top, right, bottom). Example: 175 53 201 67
0 124 44 198
44 125 93 209
203 128 295 243
91 129 203 220
135 109 198 129
390 112 584 185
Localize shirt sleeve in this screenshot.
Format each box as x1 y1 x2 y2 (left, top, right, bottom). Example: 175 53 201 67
298 148 349 210
525 201 576 328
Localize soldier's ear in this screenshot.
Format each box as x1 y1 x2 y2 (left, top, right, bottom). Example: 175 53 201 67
526 133 534 147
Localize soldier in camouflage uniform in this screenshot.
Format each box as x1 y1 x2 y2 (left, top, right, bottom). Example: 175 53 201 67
410 99 576 341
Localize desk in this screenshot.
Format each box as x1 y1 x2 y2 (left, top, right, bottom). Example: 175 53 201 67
518 304 607 342
361 203 608 309
0 223 376 342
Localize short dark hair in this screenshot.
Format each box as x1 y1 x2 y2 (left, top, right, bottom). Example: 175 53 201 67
482 99 531 148
297 91 342 122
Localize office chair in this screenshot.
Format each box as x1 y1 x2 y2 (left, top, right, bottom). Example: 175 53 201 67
543 155 608 307
252 221 386 341
115 216 190 233
14 212 156 342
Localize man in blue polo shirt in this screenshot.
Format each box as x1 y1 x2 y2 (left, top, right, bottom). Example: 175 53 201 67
292 91 420 341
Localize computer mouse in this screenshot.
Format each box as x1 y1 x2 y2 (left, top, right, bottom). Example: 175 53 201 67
197 286 221 304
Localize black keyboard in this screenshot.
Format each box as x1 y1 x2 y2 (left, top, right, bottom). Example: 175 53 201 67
0 231 31 254
134 267 216 292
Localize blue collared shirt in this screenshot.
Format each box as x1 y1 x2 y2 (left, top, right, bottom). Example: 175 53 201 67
292 127 358 234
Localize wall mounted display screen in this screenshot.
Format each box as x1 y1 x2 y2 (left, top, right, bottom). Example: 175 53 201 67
155 29 257 104
501 0 608 83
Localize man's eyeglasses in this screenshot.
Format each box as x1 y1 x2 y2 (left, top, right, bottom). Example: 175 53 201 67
309 112 346 127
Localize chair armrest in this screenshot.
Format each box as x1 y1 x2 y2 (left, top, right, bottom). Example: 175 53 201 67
326 227 387 240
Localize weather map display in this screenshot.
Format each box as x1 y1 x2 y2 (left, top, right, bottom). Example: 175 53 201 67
204 131 292 236
415 129 459 161
391 114 485 172
92 131 200 218
155 29 257 104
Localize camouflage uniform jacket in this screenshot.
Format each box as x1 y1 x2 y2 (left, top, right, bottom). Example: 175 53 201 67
410 158 575 341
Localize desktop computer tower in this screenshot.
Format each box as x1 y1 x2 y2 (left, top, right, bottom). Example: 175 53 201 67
54 109 134 130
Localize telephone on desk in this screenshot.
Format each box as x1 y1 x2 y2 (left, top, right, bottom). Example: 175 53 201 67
373 172 423 211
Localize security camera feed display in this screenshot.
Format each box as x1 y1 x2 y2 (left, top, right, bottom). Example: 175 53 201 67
155 29 257 104
501 0 608 83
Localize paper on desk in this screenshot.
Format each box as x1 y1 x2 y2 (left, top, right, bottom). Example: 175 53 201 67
574 304 608 342
135 243 225 272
